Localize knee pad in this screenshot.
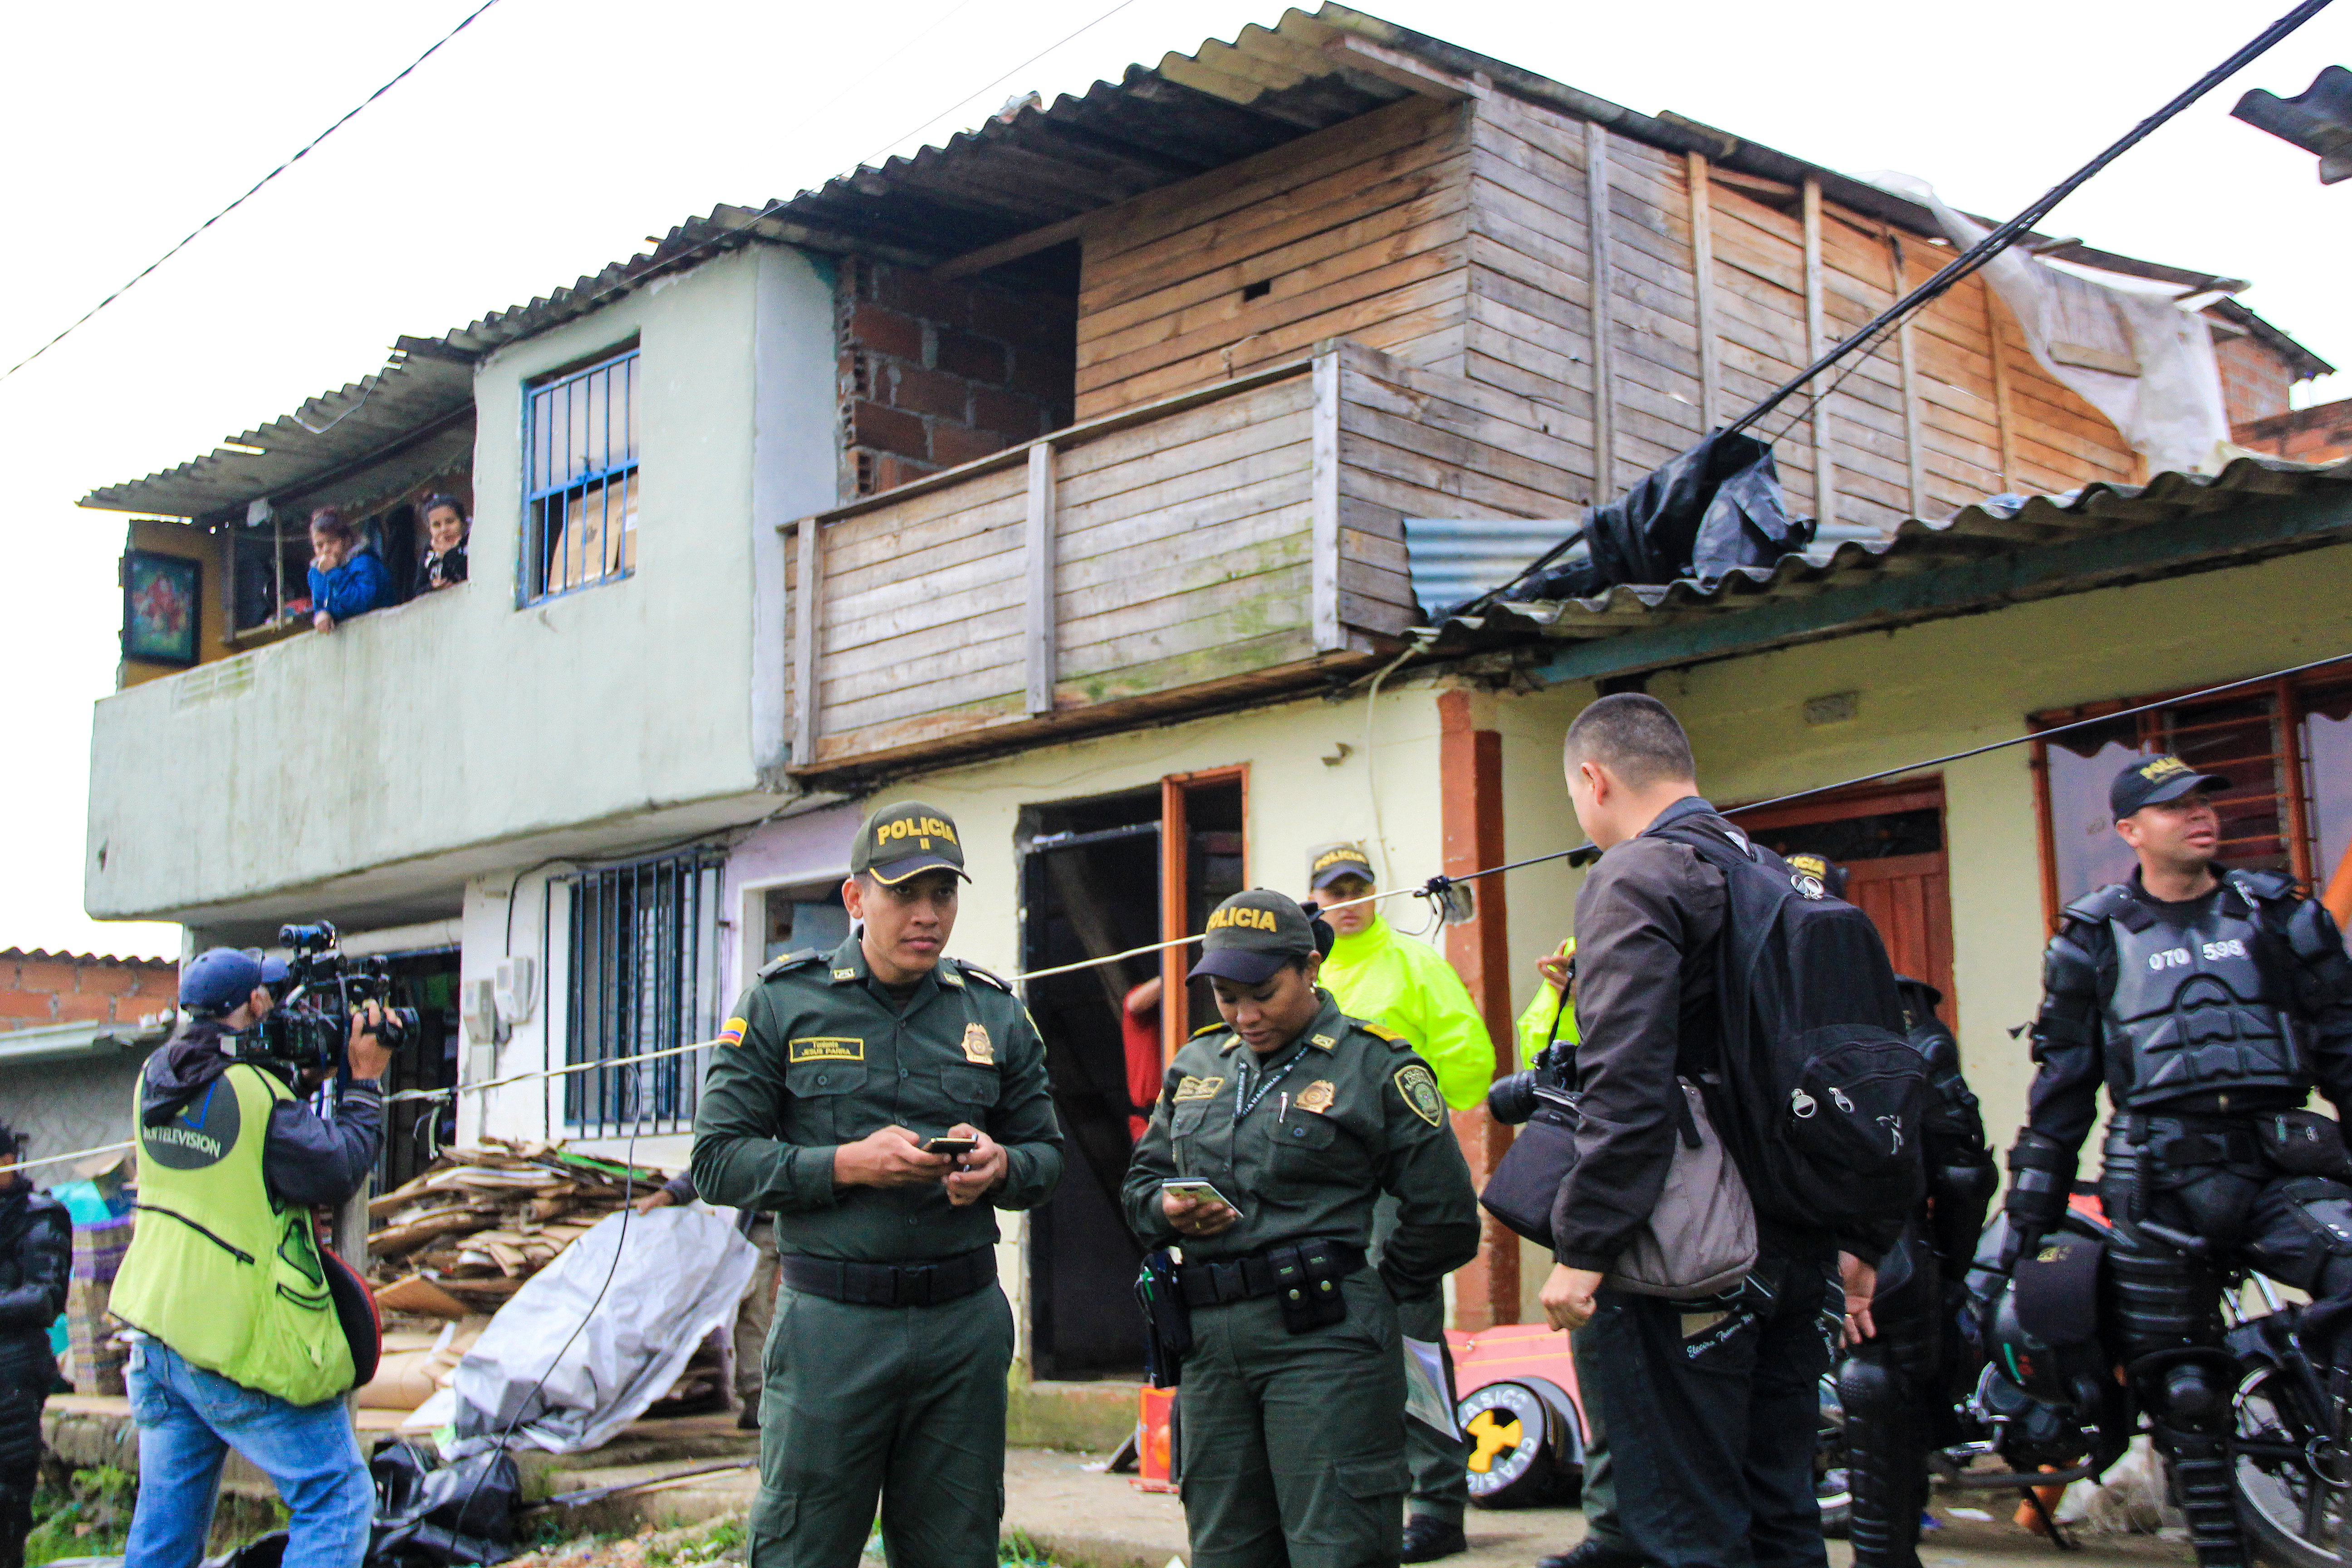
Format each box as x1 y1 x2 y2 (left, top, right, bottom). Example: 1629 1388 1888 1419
2134 1348 2240 1433
1838 1349 1905 1426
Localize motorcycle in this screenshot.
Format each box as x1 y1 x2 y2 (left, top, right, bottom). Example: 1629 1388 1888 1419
1821 1204 2352 1563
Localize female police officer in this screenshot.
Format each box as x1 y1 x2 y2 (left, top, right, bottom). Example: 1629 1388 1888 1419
1124 890 1480 1568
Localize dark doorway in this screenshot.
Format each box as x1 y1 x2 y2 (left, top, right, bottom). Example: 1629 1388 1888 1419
374 948 462 1191
1021 789 1162 1379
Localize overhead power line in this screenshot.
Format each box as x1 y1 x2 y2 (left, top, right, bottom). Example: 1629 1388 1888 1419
0 0 507 386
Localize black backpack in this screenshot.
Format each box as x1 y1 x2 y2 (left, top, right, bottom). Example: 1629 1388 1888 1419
1650 817 1926 1234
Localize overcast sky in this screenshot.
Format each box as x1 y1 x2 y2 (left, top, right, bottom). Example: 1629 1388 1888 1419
2 0 2344 960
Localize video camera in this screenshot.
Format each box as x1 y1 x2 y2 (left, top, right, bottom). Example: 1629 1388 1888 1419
248 921 421 1078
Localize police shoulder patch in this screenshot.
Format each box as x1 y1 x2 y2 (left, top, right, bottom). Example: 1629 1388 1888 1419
957 960 1014 993
1392 1063 1445 1128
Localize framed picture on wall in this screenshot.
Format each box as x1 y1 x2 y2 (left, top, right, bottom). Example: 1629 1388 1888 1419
122 550 201 666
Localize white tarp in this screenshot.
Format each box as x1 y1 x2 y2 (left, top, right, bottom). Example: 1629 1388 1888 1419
448 1206 756 1455
1861 172 2233 477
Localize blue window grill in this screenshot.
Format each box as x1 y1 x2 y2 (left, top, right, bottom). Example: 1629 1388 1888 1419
524 348 638 604
563 848 725 1136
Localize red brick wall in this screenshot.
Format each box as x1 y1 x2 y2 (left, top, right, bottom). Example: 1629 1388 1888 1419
0 951 176 1030
2234 397 2352 465
836 258 1076 499
2215 330 2297 428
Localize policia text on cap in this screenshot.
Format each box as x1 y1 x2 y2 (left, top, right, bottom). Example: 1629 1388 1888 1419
691 802 1065 1568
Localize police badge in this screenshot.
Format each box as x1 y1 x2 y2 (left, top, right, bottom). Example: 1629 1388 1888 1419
960 1023 995 1065
1296 1080 1337 1115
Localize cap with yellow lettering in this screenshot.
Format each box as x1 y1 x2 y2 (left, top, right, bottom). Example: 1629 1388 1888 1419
850 801 971 886
1307 842 1377 892
2109 754 2230 820
1189 889 1318 985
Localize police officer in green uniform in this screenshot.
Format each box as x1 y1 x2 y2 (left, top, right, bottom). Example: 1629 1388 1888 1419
692 803 1065 1568
1124 890 1481 1568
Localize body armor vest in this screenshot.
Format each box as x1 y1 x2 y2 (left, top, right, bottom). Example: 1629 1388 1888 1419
2069 876 2306 1109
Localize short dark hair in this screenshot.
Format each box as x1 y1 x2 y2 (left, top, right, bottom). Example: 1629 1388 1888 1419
309 506 355 544
1563 693 1697 791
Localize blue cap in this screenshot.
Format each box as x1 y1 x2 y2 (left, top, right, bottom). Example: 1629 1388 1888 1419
179 948 263 1012
253 953 291 988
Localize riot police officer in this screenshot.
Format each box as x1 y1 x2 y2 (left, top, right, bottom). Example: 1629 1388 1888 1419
2000 754 2352 1568
0 1125 66 1568
1124 890 1481 1568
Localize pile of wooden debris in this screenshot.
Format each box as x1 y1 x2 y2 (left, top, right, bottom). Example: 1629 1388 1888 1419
367 1140 670 1319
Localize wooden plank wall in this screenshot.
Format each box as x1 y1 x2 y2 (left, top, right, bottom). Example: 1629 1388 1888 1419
1074 95 1474 420
1458 92 2138 534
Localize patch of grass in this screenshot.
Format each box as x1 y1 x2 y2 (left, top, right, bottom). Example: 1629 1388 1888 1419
25 1466 291 1567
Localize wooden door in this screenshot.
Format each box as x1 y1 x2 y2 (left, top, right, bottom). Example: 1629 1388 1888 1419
1735 780 1959 1029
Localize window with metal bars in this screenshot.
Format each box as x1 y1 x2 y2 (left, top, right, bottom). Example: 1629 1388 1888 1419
523 347 638 605
2033 670 2352 925
562 849 725 1136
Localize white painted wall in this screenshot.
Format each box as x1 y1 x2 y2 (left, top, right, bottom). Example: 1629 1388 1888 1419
86 245 841 927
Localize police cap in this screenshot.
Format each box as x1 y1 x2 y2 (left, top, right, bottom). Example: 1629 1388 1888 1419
1306 842 1377 891
1189 889 1319 985
851 801 971 886
180 948 264 1013
2110 754 2230 820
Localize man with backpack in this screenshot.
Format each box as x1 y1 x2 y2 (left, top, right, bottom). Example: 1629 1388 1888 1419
1538 694 1917 1568
1999 755 2352 1568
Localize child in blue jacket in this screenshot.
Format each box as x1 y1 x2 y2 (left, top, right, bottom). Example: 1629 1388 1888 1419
306 507 389 632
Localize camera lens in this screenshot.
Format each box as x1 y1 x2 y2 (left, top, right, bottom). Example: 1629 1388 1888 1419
1487 1071 1540 1126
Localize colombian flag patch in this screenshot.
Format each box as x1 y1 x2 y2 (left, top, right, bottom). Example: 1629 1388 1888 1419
718 1016 748 1047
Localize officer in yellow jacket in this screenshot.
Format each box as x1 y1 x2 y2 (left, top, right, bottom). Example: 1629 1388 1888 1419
1306 845 1496 1562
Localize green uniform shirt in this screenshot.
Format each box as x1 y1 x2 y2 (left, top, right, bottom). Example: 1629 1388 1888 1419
691 935 1065 1262
1320 916 1497 1111
1122 990 1480 1294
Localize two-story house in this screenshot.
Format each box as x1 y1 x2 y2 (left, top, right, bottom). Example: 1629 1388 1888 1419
82 7 2345 1378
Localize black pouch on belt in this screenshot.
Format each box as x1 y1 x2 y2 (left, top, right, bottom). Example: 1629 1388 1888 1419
1272 1240 1351 1334
2257 1109 2352 1180
1135 1249 1192 1388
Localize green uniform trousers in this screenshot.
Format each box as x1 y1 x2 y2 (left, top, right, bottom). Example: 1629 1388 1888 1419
1371 1196 1468 1528
1567 1332 1630 1553
751 1281 1014 1568
1178 1268 1409 1568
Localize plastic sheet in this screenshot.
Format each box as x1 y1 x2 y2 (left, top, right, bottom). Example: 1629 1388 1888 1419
447 1207 755 1455
1862 172 2232 476
368 1441 521 1568
1513 431 1811 598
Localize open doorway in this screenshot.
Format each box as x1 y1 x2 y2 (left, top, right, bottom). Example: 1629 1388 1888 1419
1738 780 1956 1027
374 948 462 1191
1018 768 1249 1379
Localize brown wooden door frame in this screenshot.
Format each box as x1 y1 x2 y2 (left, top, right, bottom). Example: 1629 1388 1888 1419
1159 764 1249 1064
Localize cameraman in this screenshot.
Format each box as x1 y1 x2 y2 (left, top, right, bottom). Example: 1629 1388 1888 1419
113 948 390 1568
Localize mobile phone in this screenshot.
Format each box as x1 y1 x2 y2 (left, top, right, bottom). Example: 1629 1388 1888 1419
1161 1177 1239 1210
925 1136 979 1156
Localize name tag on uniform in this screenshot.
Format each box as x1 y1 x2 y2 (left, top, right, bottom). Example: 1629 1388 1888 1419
789 1037 865 1063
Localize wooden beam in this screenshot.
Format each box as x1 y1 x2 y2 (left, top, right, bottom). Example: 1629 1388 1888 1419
932 210 1095 282
1322 34 1484 100
1024 443 1058 715
1585 121 1617 498
790 516 822 766
1311 351 1343 652
1886 229 1927 519
1802 175 1837 532
1438 688 1517 1330
1158 777 1189 1068
1687 151 1721 433
1983 278 2020 492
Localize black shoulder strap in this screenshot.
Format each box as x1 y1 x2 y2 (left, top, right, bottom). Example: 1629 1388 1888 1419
2061 882 2140 932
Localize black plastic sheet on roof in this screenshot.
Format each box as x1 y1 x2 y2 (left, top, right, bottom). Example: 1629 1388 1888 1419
1512 432 1813 602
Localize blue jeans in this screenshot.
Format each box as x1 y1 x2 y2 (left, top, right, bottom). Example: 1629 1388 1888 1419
124 1339 372 1568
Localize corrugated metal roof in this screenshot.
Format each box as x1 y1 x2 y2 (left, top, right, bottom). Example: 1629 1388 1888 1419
80 346 474 520
1421 457 2352 657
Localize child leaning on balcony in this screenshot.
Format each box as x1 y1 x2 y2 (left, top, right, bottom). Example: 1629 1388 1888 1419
307 506 389 633
420 494 469 591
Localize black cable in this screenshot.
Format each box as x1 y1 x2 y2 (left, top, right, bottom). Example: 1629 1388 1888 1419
1415 647 2352 902
1720 0 2332 440
0 0 507 385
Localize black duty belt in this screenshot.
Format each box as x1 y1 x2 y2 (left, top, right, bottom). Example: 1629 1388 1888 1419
779 1246 995 1307
2120 1114 2262 1168
1175 1239 1364 1308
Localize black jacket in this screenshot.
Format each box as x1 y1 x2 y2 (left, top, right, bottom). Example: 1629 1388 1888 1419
0 1182 69 1451
142 1017 383 1209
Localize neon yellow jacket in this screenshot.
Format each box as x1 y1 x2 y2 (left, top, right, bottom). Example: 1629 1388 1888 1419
1514 939 1580 1069
1320 916 1495 1111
